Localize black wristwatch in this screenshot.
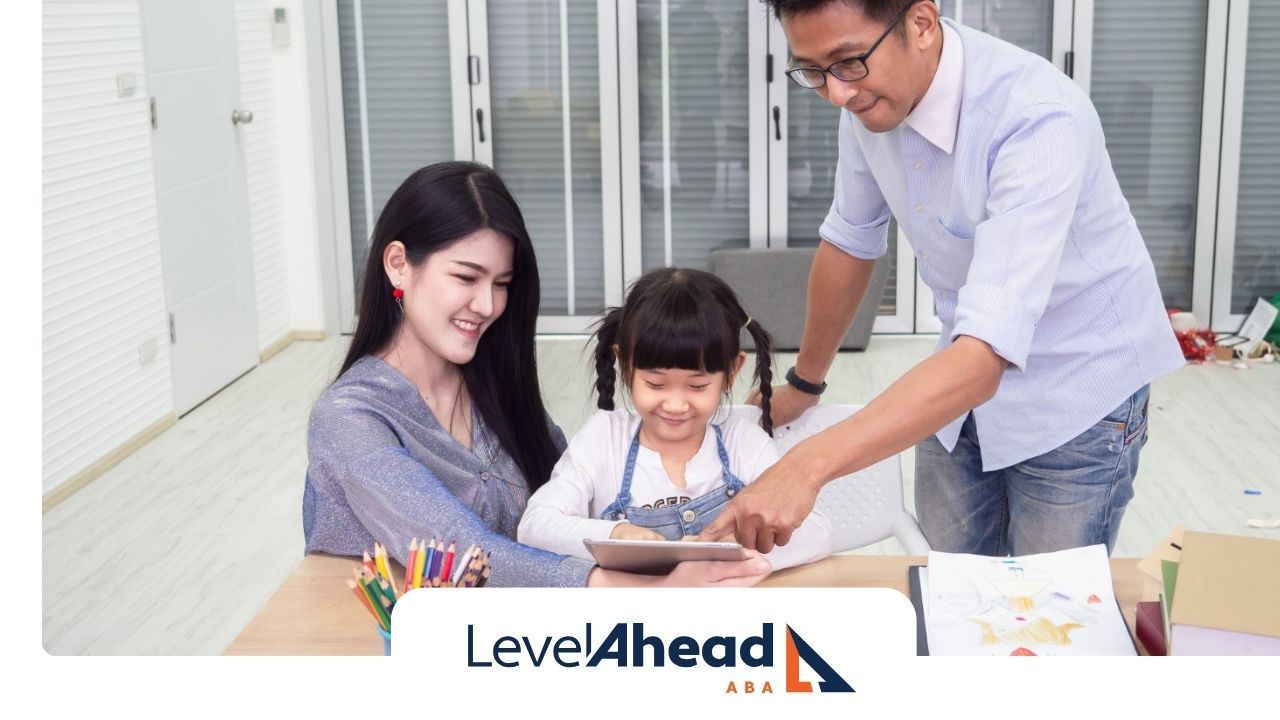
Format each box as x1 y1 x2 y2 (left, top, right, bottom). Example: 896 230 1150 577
785 366 827 396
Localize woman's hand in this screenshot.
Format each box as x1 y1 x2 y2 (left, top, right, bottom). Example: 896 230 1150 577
610 522 666 542
586 552 773 588
661 554 773 587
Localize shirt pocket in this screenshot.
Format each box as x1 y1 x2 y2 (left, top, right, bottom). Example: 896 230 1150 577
936 216 975 241
925 219 976 286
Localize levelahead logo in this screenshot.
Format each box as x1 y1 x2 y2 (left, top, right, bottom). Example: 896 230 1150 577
462 620 853 694
393 588 914 707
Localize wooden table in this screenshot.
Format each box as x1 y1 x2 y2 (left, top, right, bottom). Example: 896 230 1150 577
225 554 1146 655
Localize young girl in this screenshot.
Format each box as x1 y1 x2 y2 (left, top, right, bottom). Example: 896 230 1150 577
518 268 833 571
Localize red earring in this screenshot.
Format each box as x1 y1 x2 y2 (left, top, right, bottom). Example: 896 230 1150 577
392 288 404 299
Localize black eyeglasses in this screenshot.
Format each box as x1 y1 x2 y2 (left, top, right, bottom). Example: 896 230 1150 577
785 1 919 89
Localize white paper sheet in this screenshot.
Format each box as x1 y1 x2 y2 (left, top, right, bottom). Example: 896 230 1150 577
923 544 1136 656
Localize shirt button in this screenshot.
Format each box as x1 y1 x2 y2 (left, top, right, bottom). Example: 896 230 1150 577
915 203 925 214
480 471 490 481
682 509 697 523
914 160 923 170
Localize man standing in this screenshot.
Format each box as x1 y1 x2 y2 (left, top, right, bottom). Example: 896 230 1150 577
701 0 1184 556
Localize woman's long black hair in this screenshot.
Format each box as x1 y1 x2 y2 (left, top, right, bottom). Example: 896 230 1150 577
592 267 776 435
339 161 561 491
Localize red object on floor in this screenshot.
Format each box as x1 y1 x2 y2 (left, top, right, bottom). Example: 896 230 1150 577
1010 647 1037 656
1169 309 1216 361
1175 328 1217 361
1136 601 1167 656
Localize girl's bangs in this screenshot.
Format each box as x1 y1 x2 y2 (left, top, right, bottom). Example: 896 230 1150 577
625 302 735 375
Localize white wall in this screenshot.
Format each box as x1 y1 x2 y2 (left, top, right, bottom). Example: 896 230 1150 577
236 0 291 349
43 0 328 496
272 0 326 333
42 0 174 495
236 0 325 347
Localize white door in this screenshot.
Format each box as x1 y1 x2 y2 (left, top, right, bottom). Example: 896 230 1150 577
140 0 258 414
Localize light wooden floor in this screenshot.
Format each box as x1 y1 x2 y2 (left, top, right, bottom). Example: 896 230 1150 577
42 334 1280 654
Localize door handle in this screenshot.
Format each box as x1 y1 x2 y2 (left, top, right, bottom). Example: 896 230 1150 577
476 108 486 143
772 106 781 140
232 109 254 125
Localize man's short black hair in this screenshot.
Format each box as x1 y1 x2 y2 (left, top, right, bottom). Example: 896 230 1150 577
762 0 929 26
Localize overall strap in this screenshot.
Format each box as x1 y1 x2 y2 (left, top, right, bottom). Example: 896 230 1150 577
600 428 642 520
713 424 746 492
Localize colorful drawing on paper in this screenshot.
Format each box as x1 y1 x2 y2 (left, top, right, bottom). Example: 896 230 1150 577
922 544 1136 656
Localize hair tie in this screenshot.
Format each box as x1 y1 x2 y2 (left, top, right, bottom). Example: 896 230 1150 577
743 316 753 329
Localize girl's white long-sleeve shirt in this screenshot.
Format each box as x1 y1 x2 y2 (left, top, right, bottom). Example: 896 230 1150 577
518 409 833 570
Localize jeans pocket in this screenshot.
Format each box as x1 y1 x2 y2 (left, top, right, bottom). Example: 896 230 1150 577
1123 392 1150 447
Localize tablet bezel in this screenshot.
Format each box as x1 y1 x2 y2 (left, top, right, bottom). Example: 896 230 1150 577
583 538 751 574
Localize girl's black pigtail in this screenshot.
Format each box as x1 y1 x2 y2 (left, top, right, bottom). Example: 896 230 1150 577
746 318 776 436
593 309 622 411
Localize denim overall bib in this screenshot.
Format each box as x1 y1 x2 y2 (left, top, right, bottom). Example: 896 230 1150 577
599 425 746 540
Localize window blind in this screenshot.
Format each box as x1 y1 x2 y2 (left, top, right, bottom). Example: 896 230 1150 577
337 0 454 296
638 0 751 272
488 0 605 316
1092 0 1208 310
1231 0 1280 313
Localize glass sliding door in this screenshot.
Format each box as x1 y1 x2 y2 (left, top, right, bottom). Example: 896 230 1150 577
1087 0 1209 312
939 0 1053 58
636 0 752 272
482 0 608 319
336 0 457 299
1224 0 1280 320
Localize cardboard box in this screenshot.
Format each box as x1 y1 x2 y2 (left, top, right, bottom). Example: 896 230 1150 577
1168 531 1280 655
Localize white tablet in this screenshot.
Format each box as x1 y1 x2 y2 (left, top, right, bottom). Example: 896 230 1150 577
583 538 751 575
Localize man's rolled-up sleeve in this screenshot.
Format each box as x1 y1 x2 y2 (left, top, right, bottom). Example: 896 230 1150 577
952 105 1087 370
819 110 892 260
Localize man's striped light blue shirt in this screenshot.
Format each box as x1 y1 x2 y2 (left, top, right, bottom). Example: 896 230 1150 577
820 19 1184 470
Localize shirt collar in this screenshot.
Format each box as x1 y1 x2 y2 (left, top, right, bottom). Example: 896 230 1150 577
903 19 963 154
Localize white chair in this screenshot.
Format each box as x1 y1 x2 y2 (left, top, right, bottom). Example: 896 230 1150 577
730 404 931 555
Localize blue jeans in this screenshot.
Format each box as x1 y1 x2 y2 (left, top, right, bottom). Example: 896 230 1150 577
915 386 1150 556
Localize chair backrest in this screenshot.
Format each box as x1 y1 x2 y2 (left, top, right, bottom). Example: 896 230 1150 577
729 404 907 553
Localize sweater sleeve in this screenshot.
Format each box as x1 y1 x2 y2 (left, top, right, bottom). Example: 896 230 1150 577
518 411 624 559
308 399 595 587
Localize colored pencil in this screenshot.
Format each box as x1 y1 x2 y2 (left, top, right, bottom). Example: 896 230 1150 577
428 540 444 581
422 539 437 586
439 543 457 583
347 579 381 628
376 543 399 596
452 544 477 585
403 538 418 592
414 538 429 588
357 574 391 630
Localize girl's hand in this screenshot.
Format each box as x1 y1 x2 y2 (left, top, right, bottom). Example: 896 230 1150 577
610 522 665 542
